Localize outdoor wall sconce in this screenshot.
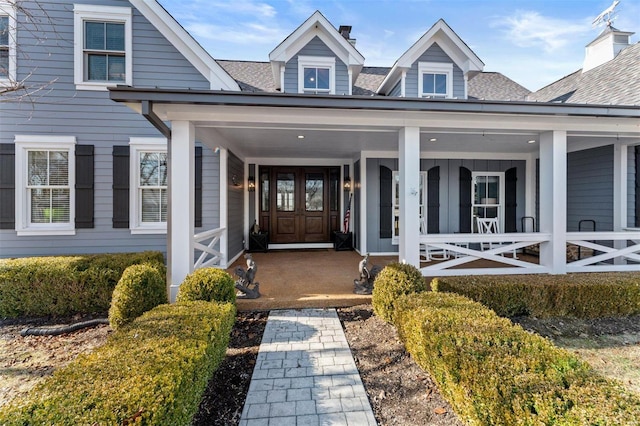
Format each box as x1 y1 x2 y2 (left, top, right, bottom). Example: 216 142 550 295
248 176 256 192
343 177 351 192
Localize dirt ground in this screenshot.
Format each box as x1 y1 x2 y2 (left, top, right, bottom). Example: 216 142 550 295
1 308 639 425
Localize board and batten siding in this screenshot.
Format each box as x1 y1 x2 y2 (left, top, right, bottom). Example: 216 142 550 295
227 152 245 260
567 145 613 232
405 43 465 98
365 157 526 254
0 0 218 258
283 36 350 94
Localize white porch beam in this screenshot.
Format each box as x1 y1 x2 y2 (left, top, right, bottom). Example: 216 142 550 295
169 121 195 302
539 130 567 274
399 127 421 266
613 143 628 264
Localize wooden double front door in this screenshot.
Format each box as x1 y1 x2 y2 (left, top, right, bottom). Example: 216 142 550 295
258 166 340 244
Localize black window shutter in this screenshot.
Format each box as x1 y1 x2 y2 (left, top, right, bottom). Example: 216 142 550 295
636 147 640 227
379 165 393 238
459 167 472 233
112 146 130 228
0 144 15 230
427 166 440 234
75 145 94 228
505 167 518 232
195 146 203 227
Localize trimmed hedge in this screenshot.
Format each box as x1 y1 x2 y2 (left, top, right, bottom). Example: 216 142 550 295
393 292 640 425
372 262 426 323
176 267 236 304
432 273 640 318
109 263 167 330
0 301 236 425
0 252 164 318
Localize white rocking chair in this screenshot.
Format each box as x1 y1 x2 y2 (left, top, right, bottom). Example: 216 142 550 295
420 217 448 261
475 217 517 258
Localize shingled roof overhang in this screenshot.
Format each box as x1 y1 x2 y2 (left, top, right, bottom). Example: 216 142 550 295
110 86 640 119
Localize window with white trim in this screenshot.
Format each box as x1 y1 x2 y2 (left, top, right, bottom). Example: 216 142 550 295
392 171 427 244
418 62 453 98
15 135 76 236
298 56 335 94
74 4 132 90
0 1 16 85
472 171 505 232
130 138 167 234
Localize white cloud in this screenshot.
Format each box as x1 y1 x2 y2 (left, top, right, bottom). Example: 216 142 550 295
206 0 277 19
186 22 286 45
493 11 591 52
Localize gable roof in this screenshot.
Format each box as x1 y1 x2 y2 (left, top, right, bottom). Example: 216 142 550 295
378 19 484 95
529 42 640 105
130 0 240 91
268 10 365 90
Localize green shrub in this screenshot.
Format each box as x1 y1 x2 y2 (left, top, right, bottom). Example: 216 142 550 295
0 301 236 425
372 262 426 323
0 252 164 318
393 292 640 425
176 267 236 304
432 273 640 318
109 264 167 330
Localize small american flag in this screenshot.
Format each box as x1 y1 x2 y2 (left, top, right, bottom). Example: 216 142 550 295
343 193 352 233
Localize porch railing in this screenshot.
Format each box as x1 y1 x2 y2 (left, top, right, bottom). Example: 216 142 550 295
420 232 551 276
566 231 640 272
193 227 226 270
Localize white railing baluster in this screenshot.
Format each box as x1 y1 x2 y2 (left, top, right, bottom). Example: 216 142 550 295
193 227 226 270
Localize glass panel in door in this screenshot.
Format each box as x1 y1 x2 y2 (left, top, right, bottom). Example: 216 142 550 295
276 173 295 212
305 172 324 211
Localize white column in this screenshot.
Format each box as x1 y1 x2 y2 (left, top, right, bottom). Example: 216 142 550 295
168 121 195 302
613 143 628 264
539 130 567 274
219 148 229 267
399 127 421 267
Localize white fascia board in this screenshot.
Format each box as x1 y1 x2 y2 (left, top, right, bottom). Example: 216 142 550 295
130 0 239 91
376 66 406 95
269 10 364 66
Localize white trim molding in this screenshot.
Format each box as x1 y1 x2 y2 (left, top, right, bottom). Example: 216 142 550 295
73 4 132 91
0 1 17 87
14 135 77 236
418 62 453 98
129 137 168 234
298 55 336 94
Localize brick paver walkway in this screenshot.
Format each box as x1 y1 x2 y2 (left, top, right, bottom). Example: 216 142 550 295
239 309 377 426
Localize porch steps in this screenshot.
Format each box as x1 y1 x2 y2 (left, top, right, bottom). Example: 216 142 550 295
239 309 376 426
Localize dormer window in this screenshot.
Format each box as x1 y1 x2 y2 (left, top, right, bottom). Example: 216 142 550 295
418 62 453 98
298 56 335 94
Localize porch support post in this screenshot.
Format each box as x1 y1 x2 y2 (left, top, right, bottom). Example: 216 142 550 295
219 148 229 267
168 120 195 302
398 127 421 267
539 130 567 274
613 143 628 264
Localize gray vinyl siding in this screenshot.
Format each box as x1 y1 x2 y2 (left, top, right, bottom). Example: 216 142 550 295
628 146 635 227
365 157 526 254
227 152 244 260
0 0 217 258
389 80 402 97
567 145 613 232
405 43 465 99
283 36 350 94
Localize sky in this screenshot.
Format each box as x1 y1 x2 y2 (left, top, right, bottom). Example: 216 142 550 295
158 0 640 92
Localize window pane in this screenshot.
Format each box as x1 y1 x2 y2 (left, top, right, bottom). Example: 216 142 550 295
107 55 125 81
140 152 161 186
305 173 323 212
0 49 8 78
31 188 50 223
51 189 70 222
435 74 447 94
49 151 69 186
87 54 107 80
85 22 105 49
276 173 295 211
316 68 330 90
0 16 8 46
260 170 269 212
28 151 48 185
422 73 435 94
160 189 167 222
105 23 124 51
329 168 339 211
303 67 316 89
141 188 161 222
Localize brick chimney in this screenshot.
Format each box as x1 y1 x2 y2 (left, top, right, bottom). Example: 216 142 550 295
338 25 356 46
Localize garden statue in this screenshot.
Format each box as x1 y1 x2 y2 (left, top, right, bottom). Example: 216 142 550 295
235 253 260 299
354 253 381 295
